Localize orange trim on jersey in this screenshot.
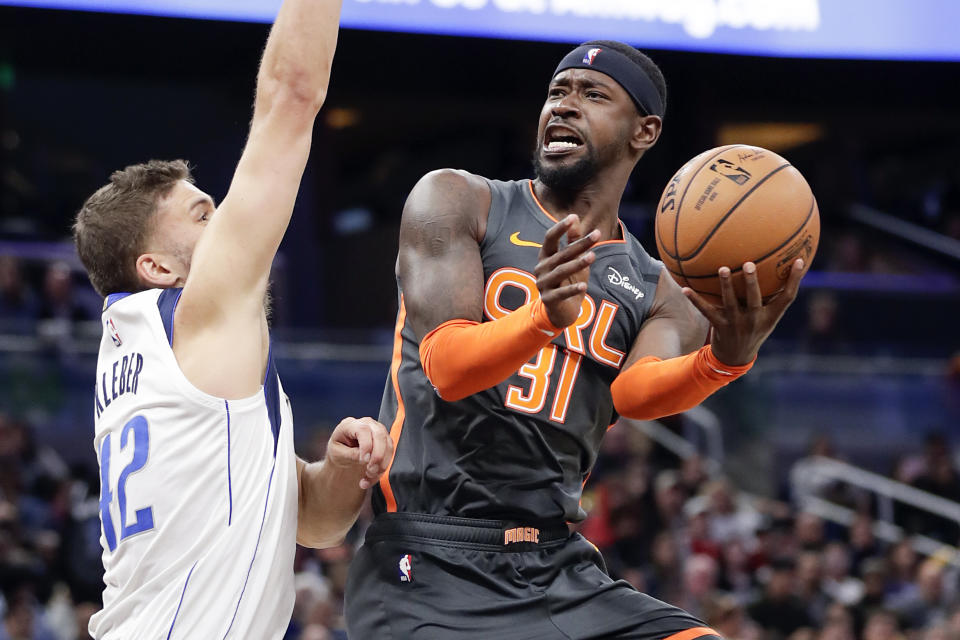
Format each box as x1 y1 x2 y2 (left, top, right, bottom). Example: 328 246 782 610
528 180 559 222
379 298 408 513
526 180 627 245
660 627 720 640
589 300 625 368
563 295 595 355
549 350 582 423
505 344 558 415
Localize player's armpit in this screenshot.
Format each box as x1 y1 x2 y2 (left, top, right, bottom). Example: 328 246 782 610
611 346 753 421
419 299 561 402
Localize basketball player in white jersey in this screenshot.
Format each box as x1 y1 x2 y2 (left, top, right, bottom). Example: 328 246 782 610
72 1 393 637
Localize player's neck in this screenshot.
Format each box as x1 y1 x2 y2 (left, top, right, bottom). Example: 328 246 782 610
532 175 626 242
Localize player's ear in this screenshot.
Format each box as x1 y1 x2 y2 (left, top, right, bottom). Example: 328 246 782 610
630 114 662 154
136 252 181 289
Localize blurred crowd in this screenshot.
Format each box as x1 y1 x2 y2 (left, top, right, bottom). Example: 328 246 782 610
575 427 960 640
1 412 959 640
0 256 99 339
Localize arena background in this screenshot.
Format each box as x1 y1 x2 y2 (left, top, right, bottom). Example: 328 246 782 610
0 2 959 639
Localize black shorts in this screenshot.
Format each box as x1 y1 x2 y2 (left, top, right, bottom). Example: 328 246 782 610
345 513 720 640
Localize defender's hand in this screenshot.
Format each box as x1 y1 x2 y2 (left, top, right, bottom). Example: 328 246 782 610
535 215 600 328
683 259 805 366
326 417 394 490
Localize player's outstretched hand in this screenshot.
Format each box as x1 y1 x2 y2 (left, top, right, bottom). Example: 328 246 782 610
683 259 805 366
326 417 394 490
535 214 601 328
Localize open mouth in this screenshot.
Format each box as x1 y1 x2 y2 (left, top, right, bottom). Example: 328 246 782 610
543 125 584 154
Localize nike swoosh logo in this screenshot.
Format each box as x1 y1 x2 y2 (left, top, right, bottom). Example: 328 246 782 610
509 232 542 248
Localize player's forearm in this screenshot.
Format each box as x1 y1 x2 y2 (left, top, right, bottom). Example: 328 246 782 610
419 299 561 402
610 346 753 421
296 460 366 548
256 0 343 114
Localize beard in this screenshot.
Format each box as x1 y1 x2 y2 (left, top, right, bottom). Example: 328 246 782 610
532 142 600 194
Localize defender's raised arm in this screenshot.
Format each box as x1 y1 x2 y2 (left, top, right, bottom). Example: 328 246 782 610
175 0 343 397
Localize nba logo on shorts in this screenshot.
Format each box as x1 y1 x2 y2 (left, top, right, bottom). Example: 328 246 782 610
107 318 122 347
398 554 413 583
583 48 602 65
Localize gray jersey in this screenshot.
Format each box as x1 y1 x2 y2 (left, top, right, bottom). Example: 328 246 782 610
375 178 662 523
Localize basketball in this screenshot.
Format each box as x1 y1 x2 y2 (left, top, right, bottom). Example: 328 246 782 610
655 145 820 303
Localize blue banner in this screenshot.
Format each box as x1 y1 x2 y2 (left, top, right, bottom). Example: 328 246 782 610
4 0 960 61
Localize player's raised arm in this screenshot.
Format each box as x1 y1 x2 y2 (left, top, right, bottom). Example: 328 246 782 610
173 0 342 396
401 171 600 402
611 260 804 421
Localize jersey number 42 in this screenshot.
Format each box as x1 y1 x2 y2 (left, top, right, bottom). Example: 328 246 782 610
99 415 155 552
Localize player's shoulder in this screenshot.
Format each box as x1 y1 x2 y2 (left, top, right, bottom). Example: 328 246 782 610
402 169 493 235
102 288 163 313
406 169 491 212
414 168 489 195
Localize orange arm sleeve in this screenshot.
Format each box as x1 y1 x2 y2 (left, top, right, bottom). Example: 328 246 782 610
419 299 562 402
610 346 754 421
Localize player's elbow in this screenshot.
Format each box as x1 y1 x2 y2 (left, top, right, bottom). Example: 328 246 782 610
419 342 470 402
296 530 346 550
427 378 469 403
420 360 468 402
610 375 657 421
257 69 327 118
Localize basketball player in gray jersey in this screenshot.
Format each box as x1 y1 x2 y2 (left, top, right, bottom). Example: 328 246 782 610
346 41 805 638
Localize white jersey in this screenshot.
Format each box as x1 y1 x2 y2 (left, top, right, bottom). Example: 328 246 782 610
88 289 298 640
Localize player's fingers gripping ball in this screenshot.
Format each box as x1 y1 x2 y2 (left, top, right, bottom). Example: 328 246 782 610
655 145 820 304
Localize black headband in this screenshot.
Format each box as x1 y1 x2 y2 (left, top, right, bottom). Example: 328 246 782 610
553 45 664 118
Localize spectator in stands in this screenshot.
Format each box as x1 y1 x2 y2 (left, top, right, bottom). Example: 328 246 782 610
795 550 830 627
652 469 686 536
678 554 720 620
747 558 813 640
795 512 827 551
910 437 960 543
0 587 56 640
888 559 952 632
642 531 684 606
819 603 856 640
821 542 864 606
719 539 757 605
702 478 763 546
680 454 709 498
685 501 722 561
862 609 904 640
0 256 38 334
799 293 848 355
886 541 920 602
848 515 882 577
703 592 761 640
36 263 94 326
945 604 960 640
855 558 892 626
789 434 838 507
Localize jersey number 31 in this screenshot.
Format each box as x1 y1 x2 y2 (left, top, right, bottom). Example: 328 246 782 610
99 415 155 552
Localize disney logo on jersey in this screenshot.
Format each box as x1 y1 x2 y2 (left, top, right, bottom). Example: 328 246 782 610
607 267 645 300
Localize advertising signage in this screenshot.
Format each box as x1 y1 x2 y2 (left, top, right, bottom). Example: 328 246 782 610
4 0 960 61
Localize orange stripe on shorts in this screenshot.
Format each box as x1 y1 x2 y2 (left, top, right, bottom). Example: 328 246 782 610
661 627 720 640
